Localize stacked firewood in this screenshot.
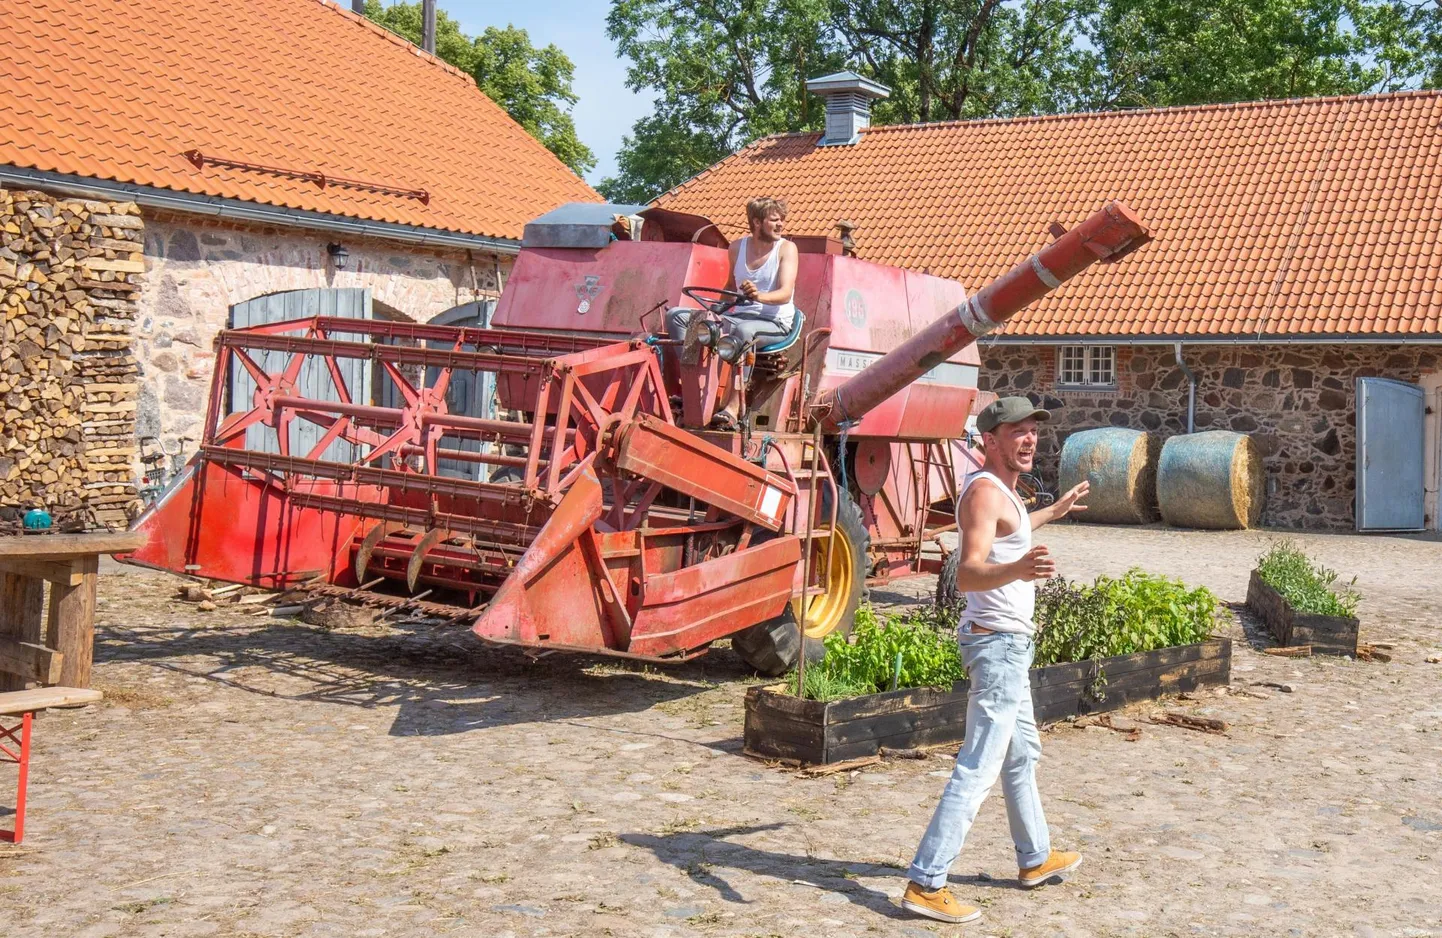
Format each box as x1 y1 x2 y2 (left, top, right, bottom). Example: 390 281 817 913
0 187 141 527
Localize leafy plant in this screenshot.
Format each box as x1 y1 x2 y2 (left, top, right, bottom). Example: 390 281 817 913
1256 541 1361 617
788 568 1222 700
1034 570 1220 667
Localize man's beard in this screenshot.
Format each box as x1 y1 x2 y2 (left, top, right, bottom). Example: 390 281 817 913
753 227 780 244
1003 450 1034 473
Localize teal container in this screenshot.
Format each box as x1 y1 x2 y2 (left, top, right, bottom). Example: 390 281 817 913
23 508 53 531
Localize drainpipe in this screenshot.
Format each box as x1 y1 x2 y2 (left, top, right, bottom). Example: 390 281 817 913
1173 342 1196 434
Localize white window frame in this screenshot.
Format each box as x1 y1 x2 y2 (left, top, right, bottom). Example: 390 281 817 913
1057 345 1116 390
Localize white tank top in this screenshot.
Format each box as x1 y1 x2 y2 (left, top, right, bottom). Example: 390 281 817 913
732 237 796 329
958 471 1035 636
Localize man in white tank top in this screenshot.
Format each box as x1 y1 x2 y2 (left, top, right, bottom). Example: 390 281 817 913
902 396 1092 925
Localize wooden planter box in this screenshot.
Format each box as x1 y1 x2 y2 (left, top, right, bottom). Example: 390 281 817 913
744 638 1231 765
1245 570 1359 656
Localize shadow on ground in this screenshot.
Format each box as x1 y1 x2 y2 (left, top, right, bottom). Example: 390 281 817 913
95 608 759 738
620 824 1026 917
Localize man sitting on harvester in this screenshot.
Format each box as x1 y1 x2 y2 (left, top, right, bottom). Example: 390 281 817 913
665 196 799 424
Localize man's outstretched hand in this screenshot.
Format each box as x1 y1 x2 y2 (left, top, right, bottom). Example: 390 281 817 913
1015 545 1056 581
1053 481 1090 518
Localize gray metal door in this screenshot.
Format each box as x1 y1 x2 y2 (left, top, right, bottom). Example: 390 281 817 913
1356 376 1425 531
228 288 371 461
427 301 496 480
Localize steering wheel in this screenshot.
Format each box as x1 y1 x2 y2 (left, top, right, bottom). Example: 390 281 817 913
682 285 747 315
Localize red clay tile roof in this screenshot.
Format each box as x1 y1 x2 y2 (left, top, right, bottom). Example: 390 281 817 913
0 0 600 242
655 93 1442 338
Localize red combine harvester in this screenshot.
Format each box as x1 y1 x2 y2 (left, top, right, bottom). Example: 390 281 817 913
120 201 1149 673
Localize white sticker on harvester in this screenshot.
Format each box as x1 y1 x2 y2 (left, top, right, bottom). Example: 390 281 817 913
760 486 784 520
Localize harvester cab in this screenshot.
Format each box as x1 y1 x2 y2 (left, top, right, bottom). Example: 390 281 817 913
118 200 1150 675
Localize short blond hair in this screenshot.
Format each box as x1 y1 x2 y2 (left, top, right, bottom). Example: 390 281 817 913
746 197 788 229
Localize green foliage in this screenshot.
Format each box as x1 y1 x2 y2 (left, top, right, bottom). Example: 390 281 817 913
1256 541 1361 617
793 606 967 698
791 569 1220 700
364 2 595 175
604 0 1442 200
1034 570 1220 667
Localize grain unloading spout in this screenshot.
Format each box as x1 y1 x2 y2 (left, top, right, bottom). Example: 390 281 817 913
811 201 1151 430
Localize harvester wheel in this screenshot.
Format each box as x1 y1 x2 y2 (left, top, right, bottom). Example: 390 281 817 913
935 549 964 613
733 489 869 676
488 466 524 485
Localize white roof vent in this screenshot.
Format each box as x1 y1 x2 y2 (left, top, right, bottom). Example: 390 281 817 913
805 72 891 146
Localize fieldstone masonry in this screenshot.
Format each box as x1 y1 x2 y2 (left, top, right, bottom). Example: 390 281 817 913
0 187 141 527
135 213 510 453
979 342 1441 529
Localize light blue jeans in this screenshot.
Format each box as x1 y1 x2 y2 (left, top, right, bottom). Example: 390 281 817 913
908 629 1050 888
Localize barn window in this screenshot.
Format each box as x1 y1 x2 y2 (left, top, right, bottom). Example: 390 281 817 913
1058 345 1116 389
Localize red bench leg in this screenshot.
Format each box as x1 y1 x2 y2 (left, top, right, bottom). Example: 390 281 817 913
1 712 32 844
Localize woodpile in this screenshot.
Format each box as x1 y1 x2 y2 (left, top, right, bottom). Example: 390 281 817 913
0 188 141 527
1058 427 1159 524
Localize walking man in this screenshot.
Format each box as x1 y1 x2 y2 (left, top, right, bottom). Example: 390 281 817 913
901 396 1091 924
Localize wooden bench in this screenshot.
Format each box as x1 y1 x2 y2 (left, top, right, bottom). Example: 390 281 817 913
2 686 103 844
0 531 146 691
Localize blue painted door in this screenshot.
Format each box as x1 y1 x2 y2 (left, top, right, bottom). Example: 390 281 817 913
1356 376 1425 531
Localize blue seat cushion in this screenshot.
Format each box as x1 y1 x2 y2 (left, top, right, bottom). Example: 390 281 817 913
757 310 804 355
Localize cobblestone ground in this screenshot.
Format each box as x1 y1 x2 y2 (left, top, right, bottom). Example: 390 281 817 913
1 524 1440 938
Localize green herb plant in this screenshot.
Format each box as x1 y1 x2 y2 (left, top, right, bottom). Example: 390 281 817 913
789 568 1222 700
1256 541 1360 617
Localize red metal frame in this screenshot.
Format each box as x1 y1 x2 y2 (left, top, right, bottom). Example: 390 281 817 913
1 712 31 844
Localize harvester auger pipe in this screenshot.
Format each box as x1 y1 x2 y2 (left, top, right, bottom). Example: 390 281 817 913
812 201 1151 430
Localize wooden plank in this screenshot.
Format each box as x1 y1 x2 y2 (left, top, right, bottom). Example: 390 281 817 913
1030 641 1220 688
0 556 84 586
0 685 103 715
0 638 63 684
46 556 98 689
0 572 45 692
744 684 827 720
0 532 147 559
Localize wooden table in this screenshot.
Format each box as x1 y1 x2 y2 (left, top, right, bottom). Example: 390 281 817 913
1 685 104 843
0 531 146 692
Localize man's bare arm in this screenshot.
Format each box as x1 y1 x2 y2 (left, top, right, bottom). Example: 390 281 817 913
1029 480 1089 530
742 241 798 305
955 483 1055 592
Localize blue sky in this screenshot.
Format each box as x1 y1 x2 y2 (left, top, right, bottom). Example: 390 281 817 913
443 0 653 185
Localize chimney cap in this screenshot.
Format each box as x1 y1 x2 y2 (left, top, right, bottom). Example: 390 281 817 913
805 71 890 100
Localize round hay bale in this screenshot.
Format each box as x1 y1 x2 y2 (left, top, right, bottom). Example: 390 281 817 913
1058 428 1159 524
1156 431 1265 529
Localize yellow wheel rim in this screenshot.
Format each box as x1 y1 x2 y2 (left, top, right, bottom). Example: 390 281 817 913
793 524 856 640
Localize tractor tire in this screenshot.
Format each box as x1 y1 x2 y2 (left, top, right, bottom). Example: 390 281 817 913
488 465 524 485
935 549 965 613
733 489 870 676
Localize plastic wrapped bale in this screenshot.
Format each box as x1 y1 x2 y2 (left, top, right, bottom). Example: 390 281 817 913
1157 431 1265 529
1058 428 1160 524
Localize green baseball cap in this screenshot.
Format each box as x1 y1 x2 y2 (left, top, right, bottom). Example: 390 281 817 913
975 396 1050 434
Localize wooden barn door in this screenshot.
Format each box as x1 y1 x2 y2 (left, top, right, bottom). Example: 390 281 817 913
227 288 372 461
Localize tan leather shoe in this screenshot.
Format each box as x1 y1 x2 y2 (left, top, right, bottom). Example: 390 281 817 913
1019 849 1083 888
900 882 982 924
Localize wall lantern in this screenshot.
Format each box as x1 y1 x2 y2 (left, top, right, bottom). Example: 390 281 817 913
327 242 350 270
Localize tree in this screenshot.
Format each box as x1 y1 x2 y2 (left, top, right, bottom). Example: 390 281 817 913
364 2 595 176
603 0 1440 201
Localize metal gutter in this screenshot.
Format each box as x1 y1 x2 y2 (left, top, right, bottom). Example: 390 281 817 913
1173 342 1197 433
0 165 520 255
983 333 1442 346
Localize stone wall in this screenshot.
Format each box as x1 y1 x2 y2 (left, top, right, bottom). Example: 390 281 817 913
978 342 1441 529
0 188 141 527
135 211 510 451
